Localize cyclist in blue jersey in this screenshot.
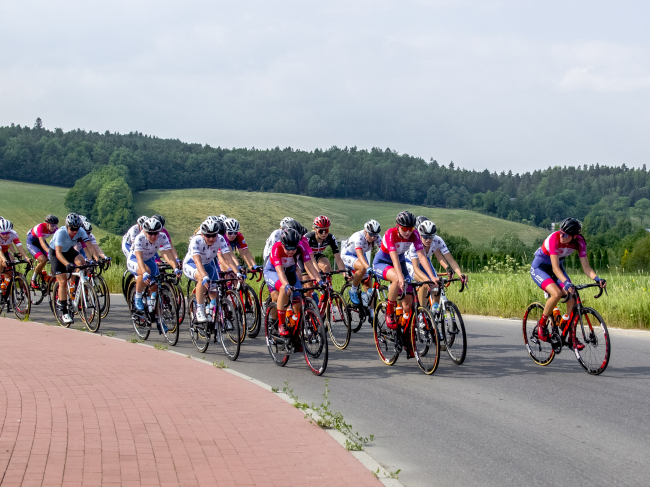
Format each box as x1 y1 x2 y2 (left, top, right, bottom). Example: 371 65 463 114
340 220 381 305
122 215 148 258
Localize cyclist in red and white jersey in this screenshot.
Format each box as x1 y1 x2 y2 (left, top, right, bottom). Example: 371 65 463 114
530 217 606 349
26 215 58 289
0 219 31 292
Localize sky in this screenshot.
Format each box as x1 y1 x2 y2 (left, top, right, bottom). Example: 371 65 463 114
1 0 649 173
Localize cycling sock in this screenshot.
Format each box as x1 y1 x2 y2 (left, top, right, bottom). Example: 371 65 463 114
277 308 286 325
135 292 143 300
210 299 217 307
351 285 358 293
196 303 205 311
539 314 548 325
387 299 396 315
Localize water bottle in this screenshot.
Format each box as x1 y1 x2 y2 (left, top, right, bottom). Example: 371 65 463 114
206 301 215 318
147 293 155 313
361 292 369 308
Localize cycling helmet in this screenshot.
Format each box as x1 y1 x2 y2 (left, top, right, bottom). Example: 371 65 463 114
66 213 82 229
0 219 12 233
415 215 429 227
45 215 59 225
364 219 381 236
560 217 582 236
215 214 228 222
225 218 240 234
142 217 163 233
79 215 88 223
280 217 295 229
215 220 226 235
281 228 301 249
206 215 218 222
152 214 166 227
418 220 437 238
82 220 92 233
137 215 148 226
396 211 416 228
314 215 331 228
200 219 219 235
286 220 305 236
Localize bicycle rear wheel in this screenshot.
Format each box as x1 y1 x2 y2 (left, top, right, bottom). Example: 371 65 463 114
373 301 399 365
412 306 440 375
241 284 261 338
11 276 31 320
188 295 210 353
49 282 71 328
79 282 101 332
264 302 290 366
174 282 186 326
259 281 269 317
159 283 179 346
340 283 363 333
94 275 110 319
302 307 328 376
440 302 467 365
575 307 611 375
523 302 555 366
326 292 351 350
224 289 246 343
128 285 150 340
218 298 241 360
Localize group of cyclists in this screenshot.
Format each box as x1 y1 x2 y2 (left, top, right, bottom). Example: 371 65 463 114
0 207 607 361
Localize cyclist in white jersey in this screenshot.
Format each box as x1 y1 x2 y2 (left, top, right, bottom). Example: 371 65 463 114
75 220 108 262
122 215 147 258
405 219 465 311
263 217 296 262
341 220 381 305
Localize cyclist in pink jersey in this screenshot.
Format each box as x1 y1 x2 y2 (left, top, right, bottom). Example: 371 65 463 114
26 215 59 288
530 217 606 349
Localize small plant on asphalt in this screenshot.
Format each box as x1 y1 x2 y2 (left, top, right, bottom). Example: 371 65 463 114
105 331 115 337
75 325 87 332
154 343 168 350
372 468 401 479
282 380 374 451
271 386 279 393
128 334 143 343
213 360 228 368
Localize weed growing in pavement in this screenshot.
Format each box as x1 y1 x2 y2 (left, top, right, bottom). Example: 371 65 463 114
20 315 32 322
153 344 168 350
282 380 374 451
372 468 401 480
105 331 115 337
271 386 279 393
128 334 144 343
213 360 228 369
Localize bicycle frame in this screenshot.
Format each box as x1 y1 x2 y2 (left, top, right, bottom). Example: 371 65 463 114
554 283 606 350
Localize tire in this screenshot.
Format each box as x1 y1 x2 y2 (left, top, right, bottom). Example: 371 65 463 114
122 270 133 299
224 289 246 343
264 302 290 367
241 284 261 338
373 301 399 365
159 283 179 346
188 295 210 353
11 275 31 320
79 281 101 332
94 275 110 319
49 282 72 328
259 281 269 318
575 307 611 375
412 306 440 375
27 271 47 305
326 292 351 350
340 283 363 333
302 307 328 376
128 285 150 340
218 297 241 360
522 302 555 366
174 282 186 326
126 280 136 313
186 279 196 300
439 301 467 365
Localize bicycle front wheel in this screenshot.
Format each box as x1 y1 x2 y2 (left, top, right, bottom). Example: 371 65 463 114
128 285 150 340
575 307 611 375
218 298 241 360
79 281 101 332
188 295 209 353
49 282 71 328
523 302 555 366
28 271 47 305
94 275 110 318
264 302 290 366
302 307 328 376
259 281 269 317
373 301 399 365
159 283 179 346
241 284 261 338
11 276 31 320
412 306 440 375
340 283 363 333
174 282 186 326
440 301 467 365
326 292 351 350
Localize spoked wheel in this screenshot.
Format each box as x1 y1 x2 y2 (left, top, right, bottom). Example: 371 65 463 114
159 283 179 346
11 276 31 320
259 281 270 318
50 282 71 328
217 297 241 360
188 295 210 353
412 306 440 375
373 301 399 365
174 282 186 326
78 281 101 332
186 279 196 299
128 285 150 340
439 301 467 365
575 307 611 375
523 302 555 366
302 307 328 376
28 271 48 305
94 275 110 319
241 284 261 338
326 292 351 350
264 302 290 366
340 283 363 333
224 289 246 344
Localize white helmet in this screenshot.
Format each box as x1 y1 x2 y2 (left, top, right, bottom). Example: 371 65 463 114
418 220 437 238
224 218 240 234
0 219 12 233
215 214 228 222
200 219 220 234
364 219 381 236
280 217 295 229
137 215 148 226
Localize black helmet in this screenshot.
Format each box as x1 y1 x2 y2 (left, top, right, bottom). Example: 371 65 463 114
281 228 301 249
286 220 306 236
152 214 166 228
45 215 59 225
215 220 226 235
396 211 416 228
415 215 429 227
559 217 582 236
142 217 163 233
65 213 82 229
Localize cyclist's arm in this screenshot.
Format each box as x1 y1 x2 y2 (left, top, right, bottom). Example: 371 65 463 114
303 259 321 282
18 244 30 262
274 264 291 290
217 253 232 272
192 255 207 276
38 236 49 250
579 255 598 280
0 250 7 265
239 247 257 268
435 249 461 276
416 249 438 282
355 247 370 268
224 251 240 273
160 249 179 269
550 255 569 285
333 252 345 271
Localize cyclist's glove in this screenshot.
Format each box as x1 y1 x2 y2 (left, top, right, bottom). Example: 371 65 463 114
318 280 326 287
594 276 606 287
237 272 246 281
202 276 210 287
404 276 413 284
175 258 182 266
252 265 261 271
461 274 468 284
143 272 151 283
174 268 182 277
65 263 75 273
284 284 293 294
563 280 574 292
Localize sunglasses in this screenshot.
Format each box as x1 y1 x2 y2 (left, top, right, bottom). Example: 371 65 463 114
204 233 217 239
560 231 571 238
400 226 414 232
284 245 297 251
317 228 329 234
0 232 10 236
421 235 435 240
146 231 160 236
367 233 380 238
227 232 238 236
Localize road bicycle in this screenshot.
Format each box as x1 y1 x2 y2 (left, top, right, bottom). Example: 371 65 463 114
312 270 351 350
373 280 440 375
264 281 328 376
49 263 101 332
0 255 32 320
235 268 262 338
523 283 610 375
159 262 186 326
127 274 179 346
88 258 111 319
341 269 388 333
187 275 241 360
26 263 54 306
428 274 467 365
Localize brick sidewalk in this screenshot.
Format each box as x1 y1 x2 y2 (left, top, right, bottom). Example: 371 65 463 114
0 318 382 487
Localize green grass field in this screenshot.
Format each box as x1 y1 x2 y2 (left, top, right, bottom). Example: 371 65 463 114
135 188 548 254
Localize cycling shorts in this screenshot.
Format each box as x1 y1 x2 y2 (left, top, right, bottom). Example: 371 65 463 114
342 253 360 270
127 255 160 278
183 260 219 282
1 250 12 267
49 247 79 276
406 260 438 280
26 233 46 260
264 266 302 298
122 241 131 259
373 250 412 292
530 255 569 291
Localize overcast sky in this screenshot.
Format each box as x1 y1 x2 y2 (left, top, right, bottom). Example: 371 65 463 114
1 0 649 173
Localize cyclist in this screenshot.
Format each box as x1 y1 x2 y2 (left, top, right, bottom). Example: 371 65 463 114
76 220 108 262
262 217 296 263
341 220 381 305
183 219 230 323
0 219 32 293
305 216 345 274
127 217 181 315
151 214 182 267
122 215 148 258
224 218 260 271
372 211 439 330
48 213 92 324
531 217 605 350
405 219 465 312
26 214 59 289
264 228 323 336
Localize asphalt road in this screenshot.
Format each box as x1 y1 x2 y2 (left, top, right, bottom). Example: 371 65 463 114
22 294 650 487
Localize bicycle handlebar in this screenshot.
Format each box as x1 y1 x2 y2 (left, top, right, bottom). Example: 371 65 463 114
248 268 263 282
560 282 607 302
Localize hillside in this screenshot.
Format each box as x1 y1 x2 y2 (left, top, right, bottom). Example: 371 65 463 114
134 188 548 254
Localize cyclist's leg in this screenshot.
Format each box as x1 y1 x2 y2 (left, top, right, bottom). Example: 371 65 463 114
317 257 332 273
26 235 47 278
530 258 565 340
412 263 434 307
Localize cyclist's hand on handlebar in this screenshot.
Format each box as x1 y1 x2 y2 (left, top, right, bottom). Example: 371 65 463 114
174 268 182 277
284 284 293 294
318 279 326 287
398 275 405 291
143 272 151 284
202 276 210 287
595 276 606 288
461 274 468 285
237 272 246 281
65 263 75 273
563 280 574 292
252 265 262 271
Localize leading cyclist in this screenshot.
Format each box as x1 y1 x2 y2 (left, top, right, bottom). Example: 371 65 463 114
26 214 58 289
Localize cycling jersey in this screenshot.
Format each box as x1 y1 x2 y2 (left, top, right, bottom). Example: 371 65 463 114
263 230 313 263
227 232 248 252
49 227 90 253
74 233 97 253
265 241 311 271
380 227 423 256
263 229 282 260
305 231 339 260
183 234 230 266
342 230 379 256
534 231 587 264
121 224 141 257
405 235 448 263
130 232 172 261
30 223 58 239
0 230 21 252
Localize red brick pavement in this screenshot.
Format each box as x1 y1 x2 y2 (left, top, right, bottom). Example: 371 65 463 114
0 318 382 487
